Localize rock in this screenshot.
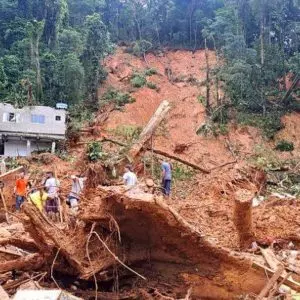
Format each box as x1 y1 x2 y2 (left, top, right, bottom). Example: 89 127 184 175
145 178 154 187
0 228 11 238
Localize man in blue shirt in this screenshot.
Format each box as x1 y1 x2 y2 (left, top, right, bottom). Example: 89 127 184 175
161 161 172 197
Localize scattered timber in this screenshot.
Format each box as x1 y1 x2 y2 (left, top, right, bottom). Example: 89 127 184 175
256 265 285 299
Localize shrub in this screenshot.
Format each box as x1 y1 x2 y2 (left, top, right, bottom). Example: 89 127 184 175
87 141 104 162
237 112 283 139
132 40 153 57
101 88 135 107
144 68 157 76
147 82 157 90
275 140 294 152
113 125 142 142
197 95 206 105
130 73 147 88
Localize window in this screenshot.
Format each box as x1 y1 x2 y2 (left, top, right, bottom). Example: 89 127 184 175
31 114 45 124
3 112 20 123
8 113 16 122
55 115 61 121
0 143 4 155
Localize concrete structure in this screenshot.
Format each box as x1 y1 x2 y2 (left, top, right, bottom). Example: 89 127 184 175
0 103 66 157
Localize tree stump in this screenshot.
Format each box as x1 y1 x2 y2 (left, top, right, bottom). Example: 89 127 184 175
234 189 254 249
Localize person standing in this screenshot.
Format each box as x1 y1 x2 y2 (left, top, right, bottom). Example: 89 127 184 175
68 174 86 212
44 171 60 221
123 165 137 187
161 161 172 197
14 172 28 211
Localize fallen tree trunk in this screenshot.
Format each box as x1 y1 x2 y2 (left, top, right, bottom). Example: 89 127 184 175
128 100 170 159
22 202 115 279
0 166 24 179
149 148 210 174
0 237 37 252
80 185 300 298
0 253 44 273
233 190 254 249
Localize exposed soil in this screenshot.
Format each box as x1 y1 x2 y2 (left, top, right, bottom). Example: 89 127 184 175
0 48 300 299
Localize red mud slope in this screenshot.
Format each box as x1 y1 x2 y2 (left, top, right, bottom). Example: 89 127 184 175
98 48 300 249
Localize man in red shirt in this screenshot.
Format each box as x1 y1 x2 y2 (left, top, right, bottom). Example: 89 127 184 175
14 172 28 211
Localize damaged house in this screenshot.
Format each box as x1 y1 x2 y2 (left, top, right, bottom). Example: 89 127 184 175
0 103 66 157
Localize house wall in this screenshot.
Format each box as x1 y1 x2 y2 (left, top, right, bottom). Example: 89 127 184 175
0 103 66 138
3 139 52 157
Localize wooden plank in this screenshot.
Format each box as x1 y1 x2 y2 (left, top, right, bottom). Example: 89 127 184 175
0 166 24 179
252 261 300 292
256 265 285 299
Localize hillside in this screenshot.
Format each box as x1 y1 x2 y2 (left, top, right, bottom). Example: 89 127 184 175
0 48 300 299
95 48 300 248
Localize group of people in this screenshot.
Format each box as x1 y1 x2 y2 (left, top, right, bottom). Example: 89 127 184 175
13 160 172 219
14 171 86 220
123 160 172 197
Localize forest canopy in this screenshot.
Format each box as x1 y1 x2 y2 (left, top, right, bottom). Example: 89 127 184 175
0 0 299 122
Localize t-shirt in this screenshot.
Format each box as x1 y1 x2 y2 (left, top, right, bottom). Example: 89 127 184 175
161 162 172 180
45 177 59 196
70 177 85 199
29 191 48 211
15 179 27 196
123 171 137 187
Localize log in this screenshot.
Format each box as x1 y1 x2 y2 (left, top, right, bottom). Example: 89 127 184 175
149 148 210 174
0 253 44 273
0 190 9 224
128 100 171 159
0 166 24 179
256 265 285 299
233 190 254 249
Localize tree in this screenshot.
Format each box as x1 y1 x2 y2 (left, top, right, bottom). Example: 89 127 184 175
82 13 112 102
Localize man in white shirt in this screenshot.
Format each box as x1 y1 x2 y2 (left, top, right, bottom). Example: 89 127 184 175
68 174 86 213
44 171 60 221
123 165 137 187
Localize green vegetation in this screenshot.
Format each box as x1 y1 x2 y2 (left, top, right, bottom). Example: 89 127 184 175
0 0 298 138
130 73 147 88
144 68 158 76
147 82 157 90
101 88 135 108
112 125 142 142
172 163 195 181
87 141 105 162
275 140 294 152
237 112 283 139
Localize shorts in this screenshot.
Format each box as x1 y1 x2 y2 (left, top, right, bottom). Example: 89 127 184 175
45 197 59 213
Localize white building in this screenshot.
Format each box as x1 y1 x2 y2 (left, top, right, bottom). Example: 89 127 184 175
0 103 66 157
